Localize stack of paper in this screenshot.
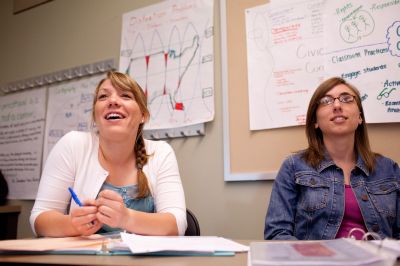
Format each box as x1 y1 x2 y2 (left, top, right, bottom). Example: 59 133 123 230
120 233 249 255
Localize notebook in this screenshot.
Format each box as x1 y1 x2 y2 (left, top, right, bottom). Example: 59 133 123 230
249 238 397 266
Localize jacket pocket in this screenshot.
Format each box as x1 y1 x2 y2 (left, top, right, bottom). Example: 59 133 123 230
295 172 330 211
365 178 399 217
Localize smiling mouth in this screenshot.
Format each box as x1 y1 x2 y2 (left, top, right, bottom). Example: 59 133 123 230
105 113 125 120
331 116 347 122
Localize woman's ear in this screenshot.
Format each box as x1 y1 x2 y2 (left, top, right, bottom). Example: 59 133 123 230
315 123 319 129
141 113 148 124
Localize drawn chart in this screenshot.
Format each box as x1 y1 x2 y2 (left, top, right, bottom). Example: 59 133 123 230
324 0 400 123
119 0 214 130
43 74 105 164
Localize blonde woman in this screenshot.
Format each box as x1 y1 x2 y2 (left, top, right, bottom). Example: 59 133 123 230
31 71 187 237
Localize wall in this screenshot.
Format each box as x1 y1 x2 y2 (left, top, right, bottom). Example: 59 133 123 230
0 0 272 240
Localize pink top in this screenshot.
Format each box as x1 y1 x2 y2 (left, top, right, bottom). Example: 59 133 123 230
336 185 368 240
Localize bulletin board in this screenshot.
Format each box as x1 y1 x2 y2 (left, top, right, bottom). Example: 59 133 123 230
221 0 400 181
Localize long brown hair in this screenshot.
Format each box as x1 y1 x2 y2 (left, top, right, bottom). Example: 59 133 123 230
92 71 151 198
302 77 377 172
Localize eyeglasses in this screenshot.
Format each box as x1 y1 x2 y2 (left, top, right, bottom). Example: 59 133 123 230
319 94 356 105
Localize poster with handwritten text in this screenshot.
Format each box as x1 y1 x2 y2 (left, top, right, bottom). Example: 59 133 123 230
43 74 105 165
324 0 400 123
119 0 214 130
0 88 46 199
246 0 399 130
245 0 325 130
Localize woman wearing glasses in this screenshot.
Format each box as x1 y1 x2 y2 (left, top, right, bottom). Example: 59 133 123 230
264 77 399 240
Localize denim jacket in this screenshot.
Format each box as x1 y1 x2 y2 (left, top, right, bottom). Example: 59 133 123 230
264 152 400 240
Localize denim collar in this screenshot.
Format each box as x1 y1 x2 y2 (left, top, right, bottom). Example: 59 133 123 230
316 150 370 176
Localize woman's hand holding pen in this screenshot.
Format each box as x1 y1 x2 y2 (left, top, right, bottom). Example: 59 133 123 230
67 187 132 234
70 199 103 236
96 190 130 230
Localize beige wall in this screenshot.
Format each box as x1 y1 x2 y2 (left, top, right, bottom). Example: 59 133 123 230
0 0 272 240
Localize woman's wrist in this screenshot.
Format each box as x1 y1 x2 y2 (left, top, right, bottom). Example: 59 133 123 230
121 208 136 232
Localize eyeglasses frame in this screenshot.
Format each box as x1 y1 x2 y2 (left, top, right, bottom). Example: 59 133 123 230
318 94 356 106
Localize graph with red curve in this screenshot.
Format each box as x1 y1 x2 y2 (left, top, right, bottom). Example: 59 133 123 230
119 0 214 130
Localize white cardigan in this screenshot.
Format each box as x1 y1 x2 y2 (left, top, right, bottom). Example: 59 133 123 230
30 131 187 236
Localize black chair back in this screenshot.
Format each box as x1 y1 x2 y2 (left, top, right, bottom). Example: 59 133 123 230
184 209 200 236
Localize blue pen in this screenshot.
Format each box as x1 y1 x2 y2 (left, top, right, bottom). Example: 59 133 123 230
68 187 95 227
68 187 83 207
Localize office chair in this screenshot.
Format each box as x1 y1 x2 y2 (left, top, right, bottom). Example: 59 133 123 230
184 209 200 236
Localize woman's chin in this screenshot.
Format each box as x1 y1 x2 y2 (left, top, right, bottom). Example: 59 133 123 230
99 129 134 141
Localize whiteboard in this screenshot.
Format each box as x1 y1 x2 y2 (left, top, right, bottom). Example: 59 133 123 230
221 0 400 181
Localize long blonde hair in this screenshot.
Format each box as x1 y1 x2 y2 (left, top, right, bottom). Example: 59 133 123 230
92 71 151 198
